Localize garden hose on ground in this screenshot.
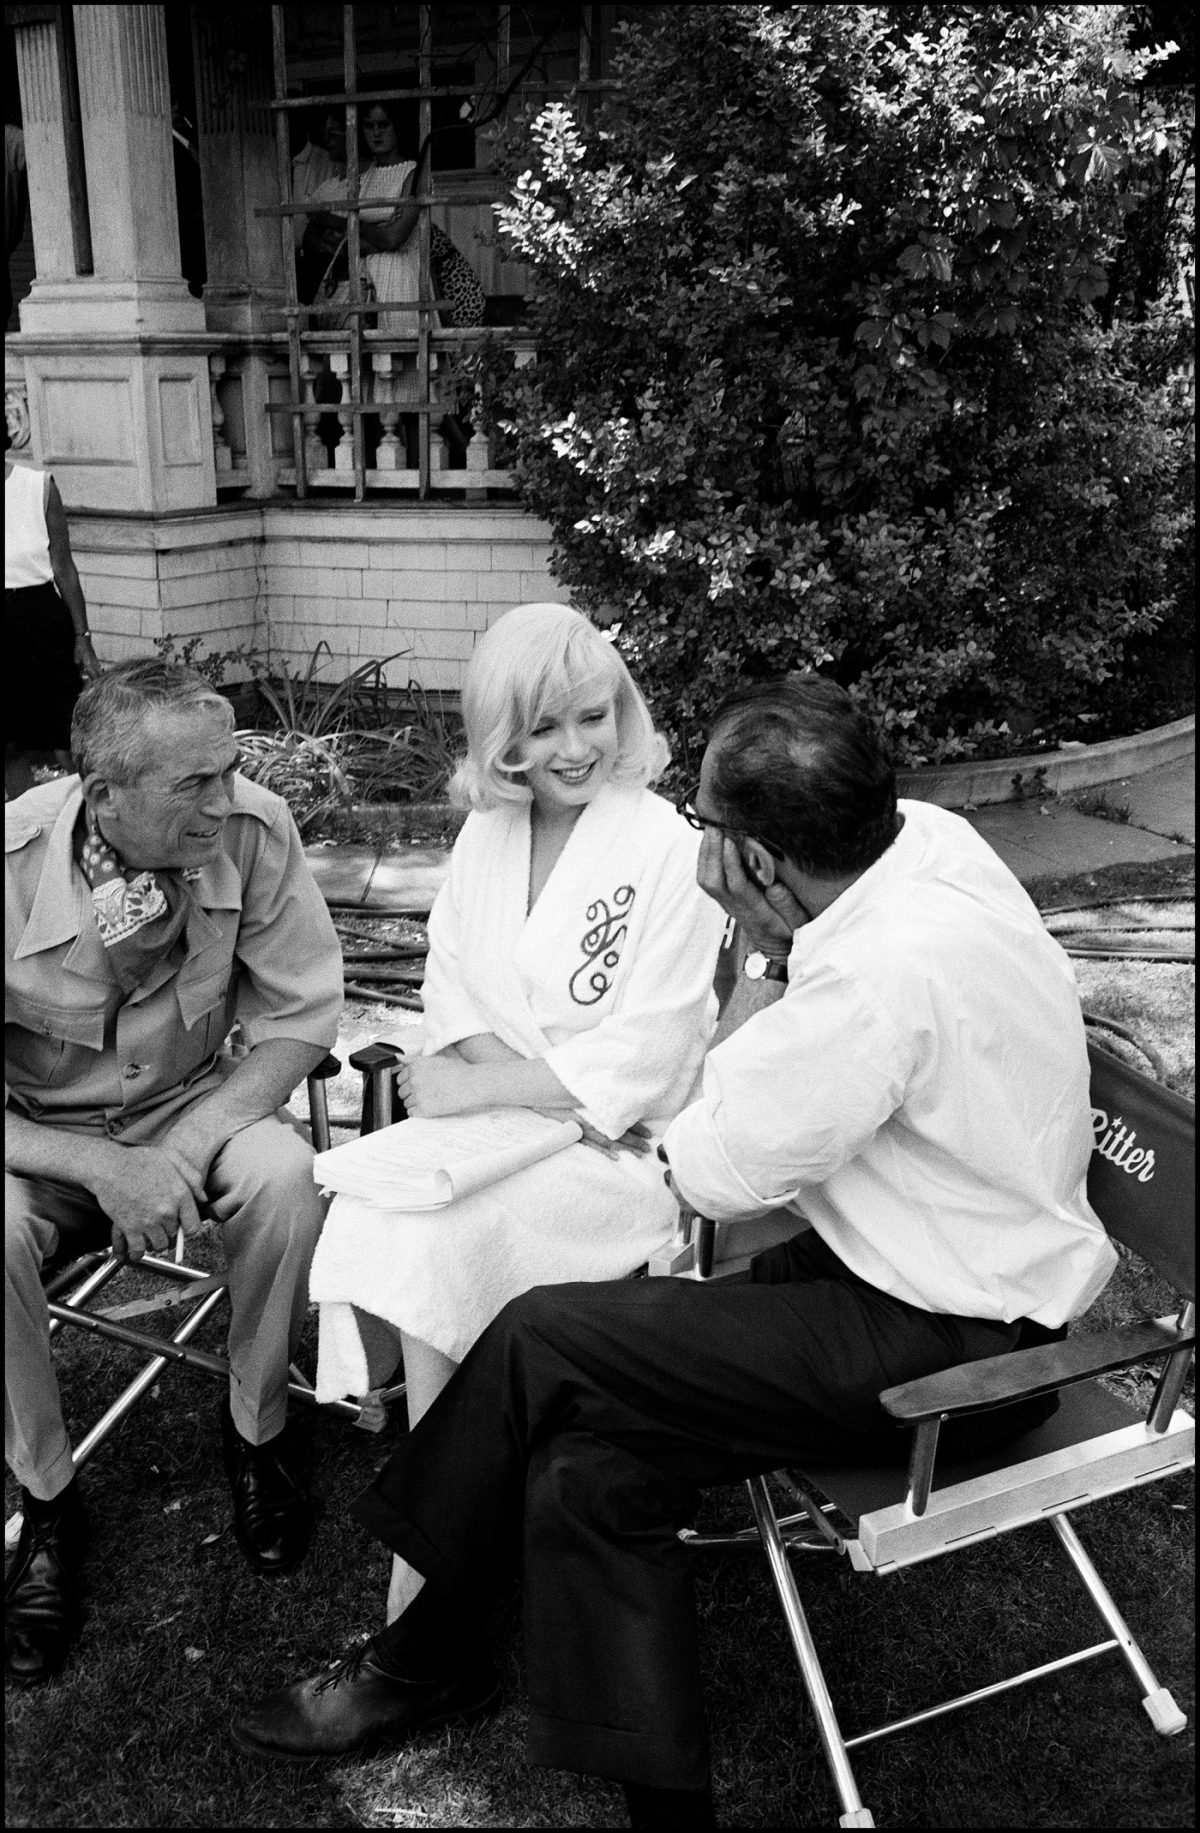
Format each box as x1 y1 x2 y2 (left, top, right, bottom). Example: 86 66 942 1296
327 902 430 1010
1082 1012 1168 1083
1041 894 1194 963
322 894 1195 1009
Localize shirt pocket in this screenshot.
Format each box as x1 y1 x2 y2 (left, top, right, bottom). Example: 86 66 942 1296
5 990 108 1088
176 969 235 1062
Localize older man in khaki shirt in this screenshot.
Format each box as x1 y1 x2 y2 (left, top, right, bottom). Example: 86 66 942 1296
5 659 343 1686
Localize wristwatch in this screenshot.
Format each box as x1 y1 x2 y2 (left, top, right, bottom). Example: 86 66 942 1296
744 950 789 984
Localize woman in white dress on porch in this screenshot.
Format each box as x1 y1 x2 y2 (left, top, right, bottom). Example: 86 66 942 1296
309 602 727 1619
303 100 435 336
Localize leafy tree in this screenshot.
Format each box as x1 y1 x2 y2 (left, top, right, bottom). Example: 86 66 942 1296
482 4 1194 768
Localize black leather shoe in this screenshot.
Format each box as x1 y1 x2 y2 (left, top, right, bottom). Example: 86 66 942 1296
4 1482 88 1687
231 1642 501 1762
219 1400 312 1577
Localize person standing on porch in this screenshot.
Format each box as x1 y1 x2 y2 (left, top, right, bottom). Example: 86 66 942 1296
5 442 101 801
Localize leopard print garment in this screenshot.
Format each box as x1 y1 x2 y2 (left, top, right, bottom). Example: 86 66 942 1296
430 224 486 328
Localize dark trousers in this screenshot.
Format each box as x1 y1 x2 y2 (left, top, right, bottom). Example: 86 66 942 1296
353 1232 1036 1790
5 582 82 752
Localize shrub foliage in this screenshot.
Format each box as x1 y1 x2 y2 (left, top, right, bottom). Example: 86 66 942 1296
483 4 1194 768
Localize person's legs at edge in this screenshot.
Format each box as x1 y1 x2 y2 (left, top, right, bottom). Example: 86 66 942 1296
4 1173 108 1683
387 1331 459 1622
4 1174 107 1503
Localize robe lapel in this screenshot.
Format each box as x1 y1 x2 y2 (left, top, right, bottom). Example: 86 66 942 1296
517 786 638 1019
464 804 551 1056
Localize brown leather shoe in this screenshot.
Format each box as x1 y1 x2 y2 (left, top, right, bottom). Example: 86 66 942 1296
231 1642 501 1762
219 1400 312 1577
4 1482 88 1687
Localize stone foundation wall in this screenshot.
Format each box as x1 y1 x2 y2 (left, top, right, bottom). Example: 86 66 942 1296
68 503 567 690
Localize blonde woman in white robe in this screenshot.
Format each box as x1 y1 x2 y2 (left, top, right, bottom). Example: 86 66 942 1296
309 602 727 1619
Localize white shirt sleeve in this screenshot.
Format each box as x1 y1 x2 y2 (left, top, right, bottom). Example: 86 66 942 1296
662 958 914 1222
542 835 726 1138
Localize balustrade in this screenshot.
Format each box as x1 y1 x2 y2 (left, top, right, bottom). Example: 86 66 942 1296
204 341 291 497
265 323 533 498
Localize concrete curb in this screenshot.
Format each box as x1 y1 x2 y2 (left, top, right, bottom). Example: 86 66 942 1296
897 716 1195 810
338 717 1195 825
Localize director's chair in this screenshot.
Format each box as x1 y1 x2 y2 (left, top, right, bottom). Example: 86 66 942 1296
682 1037 1194 1826
41 1050 408 1472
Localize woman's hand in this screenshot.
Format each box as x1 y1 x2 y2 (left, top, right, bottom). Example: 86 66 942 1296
531 1113 654 1161
394 1054 481 1118
603 1121 655 1158
74 633 103 680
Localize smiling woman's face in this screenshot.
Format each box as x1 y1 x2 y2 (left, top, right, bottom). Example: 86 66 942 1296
513 687 620 819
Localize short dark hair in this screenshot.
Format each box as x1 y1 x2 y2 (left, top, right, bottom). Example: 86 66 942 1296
708 676 897 878
71 658 231 785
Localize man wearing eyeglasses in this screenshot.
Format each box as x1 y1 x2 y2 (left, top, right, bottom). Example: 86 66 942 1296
236 675 1114 1832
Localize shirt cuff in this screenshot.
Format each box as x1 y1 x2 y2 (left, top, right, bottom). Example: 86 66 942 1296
662 1100 783 1223
235 1011 340 1053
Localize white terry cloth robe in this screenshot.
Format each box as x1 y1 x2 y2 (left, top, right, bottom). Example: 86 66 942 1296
311 783 728 1392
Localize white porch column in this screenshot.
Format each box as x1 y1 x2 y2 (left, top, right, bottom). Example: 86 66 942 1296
12 7 91 286
68 3 202 330
13 5 217 511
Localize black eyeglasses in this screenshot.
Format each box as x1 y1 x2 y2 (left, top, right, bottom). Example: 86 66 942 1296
675 788 785 860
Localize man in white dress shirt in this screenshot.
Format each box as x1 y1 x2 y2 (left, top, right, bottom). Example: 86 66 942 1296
234 677 1116 1830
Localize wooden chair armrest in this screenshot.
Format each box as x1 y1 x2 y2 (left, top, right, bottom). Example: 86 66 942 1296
881 1315 1194 1426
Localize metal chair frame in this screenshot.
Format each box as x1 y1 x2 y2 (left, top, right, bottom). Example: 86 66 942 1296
685 1039 1194 1826
43 1050 409 1468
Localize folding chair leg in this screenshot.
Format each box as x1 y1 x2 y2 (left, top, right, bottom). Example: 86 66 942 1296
70 1288 229 1469
1049 1512 1188 1736
46 1254 126 1337
745 1476 875 1827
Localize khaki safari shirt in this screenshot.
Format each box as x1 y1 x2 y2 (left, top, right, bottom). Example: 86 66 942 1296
5 774 342 1133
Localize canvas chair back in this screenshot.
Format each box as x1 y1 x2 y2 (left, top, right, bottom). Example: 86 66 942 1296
1086 1041 1195 1300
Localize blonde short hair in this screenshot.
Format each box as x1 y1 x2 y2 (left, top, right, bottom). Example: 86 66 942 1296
451 603 670 811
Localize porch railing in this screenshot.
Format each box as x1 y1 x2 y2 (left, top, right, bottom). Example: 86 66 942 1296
259 2 598 502
269 324 535 500
203 323 533 502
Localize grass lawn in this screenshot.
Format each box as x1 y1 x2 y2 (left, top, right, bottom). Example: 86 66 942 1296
5 861 1194 1829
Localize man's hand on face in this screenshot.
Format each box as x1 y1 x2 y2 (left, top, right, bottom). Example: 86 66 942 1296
697 830 809 956
87 1144 206 1264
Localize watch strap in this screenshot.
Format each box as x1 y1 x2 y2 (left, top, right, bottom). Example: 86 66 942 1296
744 950 789 984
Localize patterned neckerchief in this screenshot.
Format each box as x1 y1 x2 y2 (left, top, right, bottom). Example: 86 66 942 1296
78 807 201 993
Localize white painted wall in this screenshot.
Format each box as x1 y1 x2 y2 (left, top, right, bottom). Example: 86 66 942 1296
68 503 569 691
